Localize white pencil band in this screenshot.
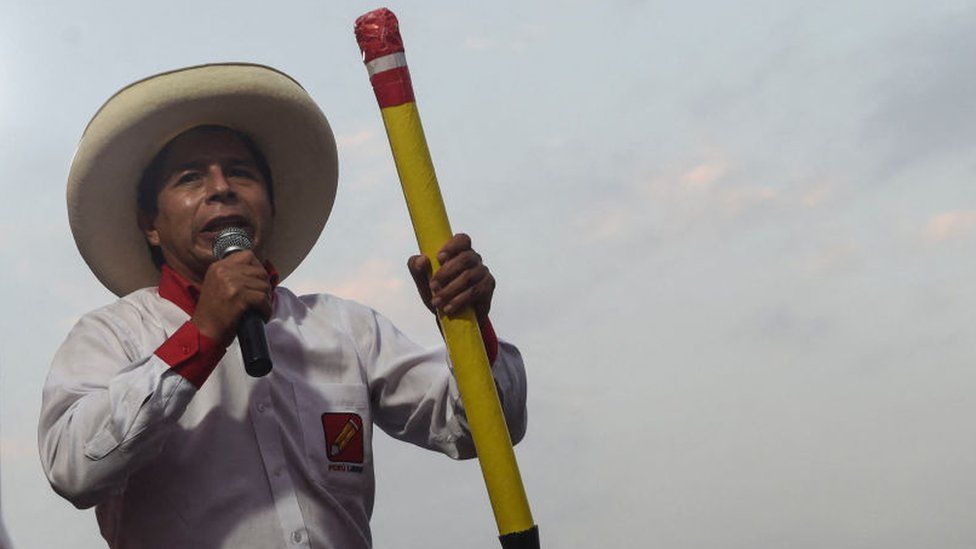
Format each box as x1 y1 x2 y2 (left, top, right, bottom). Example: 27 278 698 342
366 52 408 78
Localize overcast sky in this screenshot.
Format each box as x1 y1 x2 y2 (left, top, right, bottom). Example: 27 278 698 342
2 1 976 547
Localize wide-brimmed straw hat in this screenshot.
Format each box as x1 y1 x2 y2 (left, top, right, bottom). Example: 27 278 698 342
67 63 338 296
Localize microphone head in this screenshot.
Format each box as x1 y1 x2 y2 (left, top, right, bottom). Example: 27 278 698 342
213 227 253 260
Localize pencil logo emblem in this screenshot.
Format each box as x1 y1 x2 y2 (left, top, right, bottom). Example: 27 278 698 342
321 413 364 464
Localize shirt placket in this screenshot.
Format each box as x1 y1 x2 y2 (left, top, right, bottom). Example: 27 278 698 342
249 379 311 548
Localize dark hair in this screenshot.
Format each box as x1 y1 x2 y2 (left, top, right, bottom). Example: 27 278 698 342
137 125 275 268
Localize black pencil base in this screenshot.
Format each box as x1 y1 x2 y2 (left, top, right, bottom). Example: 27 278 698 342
499 525 539 549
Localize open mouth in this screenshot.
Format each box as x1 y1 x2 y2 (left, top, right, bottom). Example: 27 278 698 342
200 215 253 238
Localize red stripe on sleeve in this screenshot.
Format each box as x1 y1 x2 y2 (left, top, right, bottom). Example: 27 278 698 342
479 316 499 365
155 322 226 388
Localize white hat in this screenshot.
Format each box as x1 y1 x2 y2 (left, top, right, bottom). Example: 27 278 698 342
67 63 338 296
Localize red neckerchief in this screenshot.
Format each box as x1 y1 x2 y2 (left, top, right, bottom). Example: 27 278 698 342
158 262 280 316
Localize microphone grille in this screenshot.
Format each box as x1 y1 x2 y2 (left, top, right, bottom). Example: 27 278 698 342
213 227 253 259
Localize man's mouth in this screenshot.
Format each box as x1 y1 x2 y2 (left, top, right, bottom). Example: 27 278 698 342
200 215 253 237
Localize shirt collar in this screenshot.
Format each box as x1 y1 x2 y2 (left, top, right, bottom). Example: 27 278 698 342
158 261 280 316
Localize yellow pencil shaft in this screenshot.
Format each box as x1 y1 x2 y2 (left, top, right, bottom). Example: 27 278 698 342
336 420 358 448
379 102 534 535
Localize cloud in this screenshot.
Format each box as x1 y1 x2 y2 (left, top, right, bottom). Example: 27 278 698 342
335 129 373 149
720 185 780 216
0 436 37 464
681 162 725 189
330 259 406 303
640 158 782 223
574 201 633 244
864 9 976 174
643 159 782 215
799 242 861 276
333 126 397 191
570 157 801 245
801 185 832 208
463 36 493 51
290 258 407 306
463 23 548 52
922 210 976 243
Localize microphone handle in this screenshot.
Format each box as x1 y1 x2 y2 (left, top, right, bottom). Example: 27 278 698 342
237 309 272 377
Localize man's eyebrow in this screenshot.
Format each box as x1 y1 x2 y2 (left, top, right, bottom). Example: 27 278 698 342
226 158 260 167
171 157 258 171
173 160 207 172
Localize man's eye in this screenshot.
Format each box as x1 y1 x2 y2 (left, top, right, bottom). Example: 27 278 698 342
229 168 257 179
177 172 201 184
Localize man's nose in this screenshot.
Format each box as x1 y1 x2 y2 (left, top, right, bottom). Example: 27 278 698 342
205 166 236 202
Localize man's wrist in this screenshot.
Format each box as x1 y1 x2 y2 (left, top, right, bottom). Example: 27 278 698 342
190 312 233 348
156 321 227 388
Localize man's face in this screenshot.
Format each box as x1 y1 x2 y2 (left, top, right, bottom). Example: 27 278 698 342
140 127 274 282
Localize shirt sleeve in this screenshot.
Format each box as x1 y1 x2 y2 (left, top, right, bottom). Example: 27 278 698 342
353 305 527 460
38 310 213 509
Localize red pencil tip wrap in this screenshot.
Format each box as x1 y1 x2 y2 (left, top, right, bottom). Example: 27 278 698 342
354 8 404 62
355 8 414 108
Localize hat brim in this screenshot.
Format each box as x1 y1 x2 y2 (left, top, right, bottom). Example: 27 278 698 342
68 63 338 296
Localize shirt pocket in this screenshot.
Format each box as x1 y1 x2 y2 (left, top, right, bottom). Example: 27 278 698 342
291 381 373 494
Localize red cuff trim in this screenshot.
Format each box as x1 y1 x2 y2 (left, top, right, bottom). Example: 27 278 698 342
155 322 225 388
479 316 499 365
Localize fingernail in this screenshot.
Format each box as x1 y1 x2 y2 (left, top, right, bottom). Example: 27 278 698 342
431 297 441 307
430 281 440 291
437 252 448 262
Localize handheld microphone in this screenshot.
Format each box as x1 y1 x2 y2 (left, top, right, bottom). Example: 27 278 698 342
213 227 273 377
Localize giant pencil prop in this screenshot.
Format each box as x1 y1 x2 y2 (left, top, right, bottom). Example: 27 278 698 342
355 8 539 549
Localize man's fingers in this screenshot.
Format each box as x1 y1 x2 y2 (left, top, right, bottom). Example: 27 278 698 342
195 250 276 344
222 250 261 266
439 275 493 315
240 278 272 294
407 255 435 313
430 250 481 291
207 262 271 305
436 233 472 263
418 234 495 317
408 254 431 279
238 265 272 283
431 265 489 310
241 288 273 320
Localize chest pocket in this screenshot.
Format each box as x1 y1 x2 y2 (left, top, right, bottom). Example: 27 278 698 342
291 381 373 494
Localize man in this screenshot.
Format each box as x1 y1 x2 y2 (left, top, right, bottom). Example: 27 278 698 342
39 64 526 548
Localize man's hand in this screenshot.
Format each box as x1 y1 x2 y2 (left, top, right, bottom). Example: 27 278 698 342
408 233 495 319
191 251 273 346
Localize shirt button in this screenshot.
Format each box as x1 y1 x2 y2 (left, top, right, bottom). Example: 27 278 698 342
257 403 267 413
291 530 304 543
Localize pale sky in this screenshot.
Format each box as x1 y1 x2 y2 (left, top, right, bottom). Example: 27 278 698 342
3 1 976 547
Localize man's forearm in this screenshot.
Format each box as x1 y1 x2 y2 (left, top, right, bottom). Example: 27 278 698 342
39 317 216 508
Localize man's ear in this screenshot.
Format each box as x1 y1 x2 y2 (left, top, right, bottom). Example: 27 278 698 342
137 211 161 247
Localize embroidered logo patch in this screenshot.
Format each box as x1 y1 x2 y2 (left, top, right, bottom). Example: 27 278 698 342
321 412 364 464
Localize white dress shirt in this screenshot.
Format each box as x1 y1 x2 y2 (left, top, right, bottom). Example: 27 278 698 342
38 283 527 549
